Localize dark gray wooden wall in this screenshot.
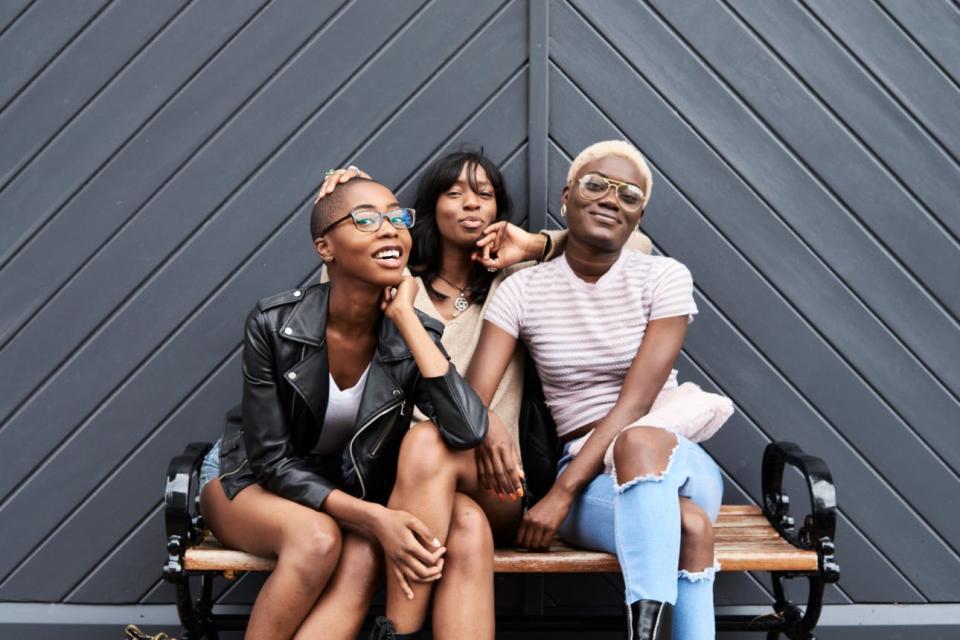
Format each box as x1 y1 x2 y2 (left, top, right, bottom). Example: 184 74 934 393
1 0 957 623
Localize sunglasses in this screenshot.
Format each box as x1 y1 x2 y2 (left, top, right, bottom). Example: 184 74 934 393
577 173 645 212
318 208 416 237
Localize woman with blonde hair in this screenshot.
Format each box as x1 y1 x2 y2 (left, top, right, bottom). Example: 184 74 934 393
468 141 732 639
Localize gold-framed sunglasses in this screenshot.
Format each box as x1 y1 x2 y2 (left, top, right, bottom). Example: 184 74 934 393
317 208 416 237
578 173 645 212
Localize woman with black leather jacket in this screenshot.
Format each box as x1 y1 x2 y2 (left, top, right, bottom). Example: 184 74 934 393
198 176 487 640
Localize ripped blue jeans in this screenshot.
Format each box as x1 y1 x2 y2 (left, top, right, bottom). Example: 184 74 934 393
556 432 723 640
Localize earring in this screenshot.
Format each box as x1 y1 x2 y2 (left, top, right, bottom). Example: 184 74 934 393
560 204 566 217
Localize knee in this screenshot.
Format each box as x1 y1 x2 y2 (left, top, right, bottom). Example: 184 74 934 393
283 517 342 579
680 502 714 556
446 496 494 573
396 421 452 482
612 426 678 483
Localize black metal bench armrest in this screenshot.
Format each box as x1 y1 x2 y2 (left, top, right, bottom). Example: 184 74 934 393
163 442 212 581
761 441 839 581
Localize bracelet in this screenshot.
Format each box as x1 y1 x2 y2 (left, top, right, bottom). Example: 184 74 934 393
537 232 552 263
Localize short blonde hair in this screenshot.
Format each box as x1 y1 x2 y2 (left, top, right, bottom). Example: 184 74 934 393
566 140 653 208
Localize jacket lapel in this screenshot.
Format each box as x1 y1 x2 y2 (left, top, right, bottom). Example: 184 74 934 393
280 285 330 428
283 345 328 429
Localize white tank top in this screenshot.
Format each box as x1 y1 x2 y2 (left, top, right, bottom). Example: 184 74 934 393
311 363 371 454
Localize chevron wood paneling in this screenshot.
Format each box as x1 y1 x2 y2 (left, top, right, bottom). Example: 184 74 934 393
0 0 957 616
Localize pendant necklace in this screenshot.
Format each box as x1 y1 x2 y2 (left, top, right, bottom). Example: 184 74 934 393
435 273 470 316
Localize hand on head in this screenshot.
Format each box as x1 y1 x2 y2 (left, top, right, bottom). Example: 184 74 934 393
313 165 371 203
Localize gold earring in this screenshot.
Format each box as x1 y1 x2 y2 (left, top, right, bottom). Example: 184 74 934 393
560 204 566 217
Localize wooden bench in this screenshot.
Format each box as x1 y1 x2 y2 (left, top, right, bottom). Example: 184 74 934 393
163 441 838 639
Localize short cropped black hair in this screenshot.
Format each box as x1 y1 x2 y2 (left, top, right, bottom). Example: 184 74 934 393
310 177 375 239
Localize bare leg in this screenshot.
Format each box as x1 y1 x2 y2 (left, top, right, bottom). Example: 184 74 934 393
431 493 495 640
384 421 521 635
200 479 342 640
678 499 714 572
294 530 382 640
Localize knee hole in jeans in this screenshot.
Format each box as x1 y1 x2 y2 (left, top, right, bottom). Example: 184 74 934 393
611 426 680 490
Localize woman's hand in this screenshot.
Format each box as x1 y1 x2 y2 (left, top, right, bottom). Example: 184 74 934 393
473 221 546 269
380 276 419 323
313 165 371 202
475 412 524 500
515 486 574 551
372 506 446 600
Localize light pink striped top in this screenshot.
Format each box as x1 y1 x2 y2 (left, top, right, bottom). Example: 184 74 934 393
484 250 697 437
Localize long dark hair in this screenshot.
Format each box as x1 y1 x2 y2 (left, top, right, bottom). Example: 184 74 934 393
410 150 513 305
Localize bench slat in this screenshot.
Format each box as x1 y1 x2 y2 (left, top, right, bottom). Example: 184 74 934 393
182 504 819 575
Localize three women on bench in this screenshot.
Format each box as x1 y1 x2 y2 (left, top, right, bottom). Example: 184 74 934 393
197 141 731 639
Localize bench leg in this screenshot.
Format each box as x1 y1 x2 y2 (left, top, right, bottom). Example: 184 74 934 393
769 571 824 640
199 575 219 640
173 574 221 640
175 574 203 640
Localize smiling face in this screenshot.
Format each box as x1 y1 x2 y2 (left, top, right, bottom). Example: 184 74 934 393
314 181 412 288
562 155 647 253
434 163 499 250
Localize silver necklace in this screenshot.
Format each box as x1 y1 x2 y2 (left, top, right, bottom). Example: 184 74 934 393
435 273 470 316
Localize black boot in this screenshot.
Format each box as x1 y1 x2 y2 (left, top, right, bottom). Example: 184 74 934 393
368 616 423 640
626 599 671 640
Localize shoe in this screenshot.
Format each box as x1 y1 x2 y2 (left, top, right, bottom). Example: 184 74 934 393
626 599 671 640
369 616 395 640
368 616 422 640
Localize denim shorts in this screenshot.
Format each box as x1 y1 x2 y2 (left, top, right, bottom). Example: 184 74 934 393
199 439 221 494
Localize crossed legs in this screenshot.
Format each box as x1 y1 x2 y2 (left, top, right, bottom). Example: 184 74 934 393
200 479 379 640
612 426 722 639
384 421 523 639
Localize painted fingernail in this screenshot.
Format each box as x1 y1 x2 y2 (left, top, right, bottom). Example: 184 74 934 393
498 493 505 500
432 537 441 548
509 493 517 501
518 488 525 497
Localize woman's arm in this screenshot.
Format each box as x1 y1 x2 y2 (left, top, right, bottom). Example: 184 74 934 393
553 315 687 496
515 315 688 549
241 307 338 510
383 276 449 378
467 321 526 498
384 277 489 449
323 489 447 599
474 223 654 270
466 320 519 405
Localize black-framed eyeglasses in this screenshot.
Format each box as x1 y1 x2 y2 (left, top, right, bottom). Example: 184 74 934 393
317 208 416 237
578 173 645 212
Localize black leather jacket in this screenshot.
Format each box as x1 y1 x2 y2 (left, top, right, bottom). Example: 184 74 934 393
217 283 488 508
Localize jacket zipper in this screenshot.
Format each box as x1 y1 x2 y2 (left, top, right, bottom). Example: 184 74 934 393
348 399 402 499
369 399 405 457
218 458 248 481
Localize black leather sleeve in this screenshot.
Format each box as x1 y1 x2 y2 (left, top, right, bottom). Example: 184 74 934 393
241 307 335 510
412 331 489 450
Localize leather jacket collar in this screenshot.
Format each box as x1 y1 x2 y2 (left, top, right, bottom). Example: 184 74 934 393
278 284 441 427
218 283 485 507
279 282 427 360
